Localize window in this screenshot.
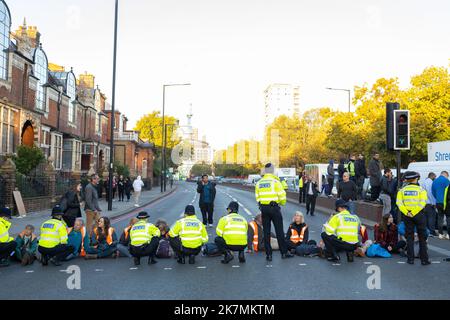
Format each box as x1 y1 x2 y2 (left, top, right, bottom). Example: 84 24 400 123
33 48 48 111
0 1 10 80
51 133 63 170
75 140 81 171
0 106 16 154
67 72 76 123
41 127 51 158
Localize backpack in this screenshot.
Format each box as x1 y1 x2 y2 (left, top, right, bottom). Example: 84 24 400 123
202 243 222 257
156 239 172 258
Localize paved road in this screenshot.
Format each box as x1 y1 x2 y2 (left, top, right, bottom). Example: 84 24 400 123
1 182 450 300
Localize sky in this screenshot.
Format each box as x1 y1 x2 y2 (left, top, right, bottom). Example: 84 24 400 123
7 0 450 150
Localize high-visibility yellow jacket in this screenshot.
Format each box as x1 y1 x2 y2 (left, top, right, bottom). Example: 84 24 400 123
129 220 160 246
443 186 450 211
346 161 356 177
0 217 13 244
281 180 288 190
255 174 287 206
299 177 304 188
396 183 427 217
169 216 208 249
216 213 248 246
39 218 69 249
323 210 360 244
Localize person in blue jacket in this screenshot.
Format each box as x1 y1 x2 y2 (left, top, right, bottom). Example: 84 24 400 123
431 171 450 239
66 218 90 261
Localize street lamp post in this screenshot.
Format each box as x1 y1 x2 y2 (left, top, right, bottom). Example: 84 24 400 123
326 87 351 113
108 0 119 211
161 83 191 193
163 121 179 192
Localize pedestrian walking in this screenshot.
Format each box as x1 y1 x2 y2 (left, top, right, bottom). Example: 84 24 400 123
355 154 367 199
118 175 125 202
133 176 145 207
379 169 394 215
396 171 430 265
432 171 450 240
304 176 319 216
368 152 383 201
84 174 102 236
255 163 294 261
197 174 217 227
326 160 335 197
337 172 358 214
60 183 82 228
420 172 437 236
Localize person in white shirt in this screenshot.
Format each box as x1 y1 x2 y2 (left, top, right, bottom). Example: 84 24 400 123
421 172 438 236
132 176 145 207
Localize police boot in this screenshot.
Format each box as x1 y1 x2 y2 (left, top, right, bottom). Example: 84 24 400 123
188 255 195 265
0 258 10 268
41 255 49 266
134 257 140 266
49 257 62 267
421 260 431 266
238 251 246 263
281 252 294 259
346 251 354 263
221 251 234 264
177 254 186 264
148 256 158 265
327 254 340 263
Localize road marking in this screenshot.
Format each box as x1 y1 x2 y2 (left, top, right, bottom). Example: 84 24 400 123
232 265 240 268
25 270 34 273
299 263 307 266
95 269 104 272
197 266 207 269
164 267 173 270
266 265 273 268
364 262 373 265
432 261 441 264
397 261 406 264
129 267 138 270
244 208 253 216
332 263 341 266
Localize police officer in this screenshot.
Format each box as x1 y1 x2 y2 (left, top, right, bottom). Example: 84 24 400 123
169 205 208 265
129 211 161 266
396 171 430 265
321 199 360 263
215 201 248 264
38 205 74 266
0 207 17 267
255 163 294 261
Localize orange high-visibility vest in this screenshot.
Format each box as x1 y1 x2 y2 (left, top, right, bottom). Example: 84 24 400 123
248 221 259 252
68 226 87 257
360 225 368 243
93 227 115 246
290 225 307 244
123 226 132 241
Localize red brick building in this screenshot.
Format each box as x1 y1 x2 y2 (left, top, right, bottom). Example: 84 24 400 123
0 0 154 182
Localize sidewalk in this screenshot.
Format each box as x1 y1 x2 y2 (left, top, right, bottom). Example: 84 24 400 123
9 185 178 235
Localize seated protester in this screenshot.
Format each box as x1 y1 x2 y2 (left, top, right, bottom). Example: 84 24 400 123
116 218 138 258
155 219 172 259
354 224 371 257
247 214 265 253
129 211 161 266
85 217 118 259
321 200 360 263
38 206 74 266
14 225 38 266
169 205 208 264
286 211 309 253
0 207 17 267
215 201 248 264
374 214 406 255
66 218 89 261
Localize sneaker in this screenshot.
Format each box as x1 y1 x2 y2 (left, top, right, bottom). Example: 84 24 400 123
327 255 340 263
421 260 431 266
446 234 450 240
188 255 195 265
221 251 234 264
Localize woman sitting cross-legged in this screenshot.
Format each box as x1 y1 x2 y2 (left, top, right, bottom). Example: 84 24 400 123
85 217 118 259
374 213 406 255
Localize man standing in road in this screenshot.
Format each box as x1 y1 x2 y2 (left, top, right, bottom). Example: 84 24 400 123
85 174 102 235
337 172 358 214
255 163 294 261
432 171 450 240
355 154 367 199
368 152 383 201
421 172 437 236
379 169 394 215
197 174 216 227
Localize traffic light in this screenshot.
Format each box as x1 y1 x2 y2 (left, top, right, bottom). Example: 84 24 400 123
393 110 410 150
386 102 399 151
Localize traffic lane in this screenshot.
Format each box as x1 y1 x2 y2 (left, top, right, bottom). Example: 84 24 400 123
2 252 450 300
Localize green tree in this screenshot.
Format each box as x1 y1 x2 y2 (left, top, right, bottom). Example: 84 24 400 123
134 111 180 149
190 163 212 176
114 161 130 178
13 145 45 175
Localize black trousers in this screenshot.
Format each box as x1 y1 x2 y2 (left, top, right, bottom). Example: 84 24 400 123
384 240 407 254
0 241 17 260
424 204 437 234
371 185 381 201
321 232 357 258
200 202 214 225
261 204 288 255
169 236 202 257
129 237 159 258
215 236 247 253
355 176 365 199
306 195 317 215
327 178 334 196
298 188 305 203
436 204 450 234
63 215 76 228
403 211 429 262
118 188 125 201
38 244 74 261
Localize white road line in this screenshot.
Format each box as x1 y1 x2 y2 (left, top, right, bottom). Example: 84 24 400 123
299 263 307 266
129 267 138 270
266 265 273 268
244 208 253 216
364 262 373 265
397 261 406 264
164 267 173 270
59 269 69 273
95 269 104 272
25 270 34 273
332 263 341 266
432 261 441 264
197 266 207 269
232 265 240 268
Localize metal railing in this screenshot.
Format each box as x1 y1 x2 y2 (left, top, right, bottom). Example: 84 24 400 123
114 131 139 142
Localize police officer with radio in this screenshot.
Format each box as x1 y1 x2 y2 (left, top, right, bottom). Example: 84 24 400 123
255 163 294 261
396 171 431 265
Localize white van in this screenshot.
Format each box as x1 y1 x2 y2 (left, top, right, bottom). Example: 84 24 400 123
245 174 262 186
407 161 450 184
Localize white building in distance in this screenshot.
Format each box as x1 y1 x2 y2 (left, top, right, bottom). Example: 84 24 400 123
264 84 300 126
